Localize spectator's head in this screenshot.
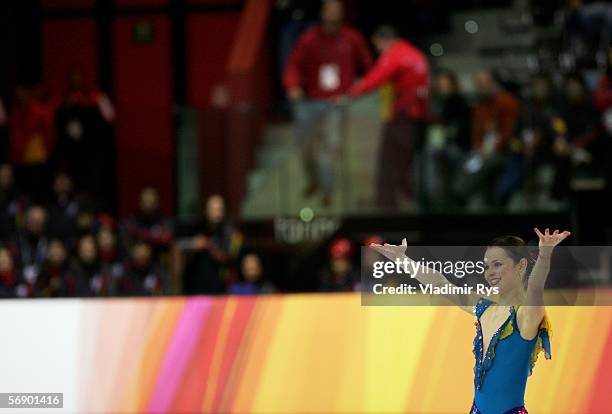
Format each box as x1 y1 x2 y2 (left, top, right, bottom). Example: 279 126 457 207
77 234 98 265
25 206 47 237
329 237 354 275
53 172 74 197
364 235 384 246
131 241 152 270
564 72 587 104
320 0 343 32
0 164 14 191
372 25 399 54
0 248 14 273
474 70 500 100
241 253 263 283
47 239 68 267
97 226 116 253
205 194 226 225
76 211 95 235
139 186 160 216
531 73 553 103
435 69 460 97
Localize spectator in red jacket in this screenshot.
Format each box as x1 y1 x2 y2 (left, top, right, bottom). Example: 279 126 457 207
9 85 59 202
283 0 372 206
345 25 430 208
471 70 521 153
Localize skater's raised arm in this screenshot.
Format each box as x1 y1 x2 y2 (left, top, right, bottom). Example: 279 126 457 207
517 228 570 339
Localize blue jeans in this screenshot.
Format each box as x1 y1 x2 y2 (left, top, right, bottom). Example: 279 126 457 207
292 99 346 197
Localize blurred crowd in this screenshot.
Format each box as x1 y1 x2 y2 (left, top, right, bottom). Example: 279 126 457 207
3 0 612 297
0 175 277 297
422 65 609 210
0 68 281 298
282 0 612 211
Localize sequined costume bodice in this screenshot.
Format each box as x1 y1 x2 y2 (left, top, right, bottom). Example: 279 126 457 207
472 299 551 414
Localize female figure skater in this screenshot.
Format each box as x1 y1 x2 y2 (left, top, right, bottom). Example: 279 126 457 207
372 228 571 414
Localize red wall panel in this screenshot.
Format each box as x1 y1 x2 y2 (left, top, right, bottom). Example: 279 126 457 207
186 13 239 109
113 15 173 216
42 18 98 96
186 12 239 205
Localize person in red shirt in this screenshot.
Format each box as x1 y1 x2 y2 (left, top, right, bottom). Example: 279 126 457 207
344 25 430 208
9 85 59 203
283 0 372 206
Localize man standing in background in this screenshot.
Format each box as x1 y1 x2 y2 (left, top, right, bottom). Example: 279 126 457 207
346 25 430 209
283 0 372 206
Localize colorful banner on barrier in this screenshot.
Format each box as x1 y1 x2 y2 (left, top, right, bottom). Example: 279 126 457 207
0 294 611 413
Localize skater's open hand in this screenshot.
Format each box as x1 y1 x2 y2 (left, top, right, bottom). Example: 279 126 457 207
534 227 571 256
369 238 407 262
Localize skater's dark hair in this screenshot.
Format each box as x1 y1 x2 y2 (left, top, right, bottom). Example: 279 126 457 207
488 235 536 289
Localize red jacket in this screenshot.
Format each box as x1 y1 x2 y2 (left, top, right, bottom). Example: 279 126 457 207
472 91 521 151
349 39 430 120
283 25 373 99
594 74 612 111
9 97 58 165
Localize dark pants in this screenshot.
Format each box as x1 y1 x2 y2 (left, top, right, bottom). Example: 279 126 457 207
376 117 420 208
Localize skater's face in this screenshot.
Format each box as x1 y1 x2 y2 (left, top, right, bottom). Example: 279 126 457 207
483 247 527 294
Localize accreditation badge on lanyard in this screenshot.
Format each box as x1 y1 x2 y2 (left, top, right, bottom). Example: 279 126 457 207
319 63 340 91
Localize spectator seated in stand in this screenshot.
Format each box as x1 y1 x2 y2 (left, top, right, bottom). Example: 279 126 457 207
229 252 276 295
121 186 174 262
117 240 167 296
318 237 359 292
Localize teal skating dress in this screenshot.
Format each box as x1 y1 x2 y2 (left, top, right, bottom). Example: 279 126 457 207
470 298 552 414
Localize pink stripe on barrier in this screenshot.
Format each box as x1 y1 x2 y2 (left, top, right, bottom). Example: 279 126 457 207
147 298 212 413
